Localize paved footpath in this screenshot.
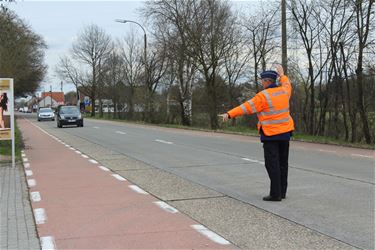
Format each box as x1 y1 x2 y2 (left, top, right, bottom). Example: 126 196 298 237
19 117 236 248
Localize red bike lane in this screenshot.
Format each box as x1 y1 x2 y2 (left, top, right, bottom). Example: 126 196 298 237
19 118 235 249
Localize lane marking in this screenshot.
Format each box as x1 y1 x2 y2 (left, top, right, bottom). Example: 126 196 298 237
153 201 179 214
22 158 29 163
75 150 82 154
191 224 230 245
69 147 75 150
318 149 336 153
89 159 98 164
25 170 33 177
128 185 148 194
99 166 110 172
242 158 264 165
115 131 127 135
93 126 100 129
40 236 55 250
27 179 36 187
31 191 41 202
21 153 26 157
81 154 89 158
24 163 30 168
112 174 127 181
351 154 373 159
34 208 47 224
155 139 173 145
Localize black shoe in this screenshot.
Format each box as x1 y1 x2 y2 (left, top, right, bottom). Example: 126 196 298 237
263 195 282 201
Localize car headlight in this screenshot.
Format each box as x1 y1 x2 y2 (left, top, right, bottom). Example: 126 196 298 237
78 114 82 119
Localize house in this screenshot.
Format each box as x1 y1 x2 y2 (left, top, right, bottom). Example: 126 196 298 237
38 92 65 108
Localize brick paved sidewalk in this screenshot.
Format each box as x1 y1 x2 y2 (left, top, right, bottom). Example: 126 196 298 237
0 162 40 250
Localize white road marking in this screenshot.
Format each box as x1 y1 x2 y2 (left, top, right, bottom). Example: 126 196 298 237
318 149 336 153
153 201 179 214
128 185 148 194
27 179 36 187
98 166 110 172
191 224 230 245
25 170 33 176
40 236 55 250
22 158 29 163
155 139 173 145
351 154 374 159
112 174 127 181
93 126 100 129
75 150 82 154
64 144 70 147
115 131 127 135
69 147 75 150
242 158 264 165
34 208 47 224
81 154 89 158
31 192 41 202
21 153 26 157
89 159 98 164
24 163 30 168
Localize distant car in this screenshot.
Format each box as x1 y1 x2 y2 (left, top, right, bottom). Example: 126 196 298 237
56 105 83 128
37 108 55 121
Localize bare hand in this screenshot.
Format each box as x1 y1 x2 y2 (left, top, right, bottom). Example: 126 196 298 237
275 64 284 77
218 113 229 122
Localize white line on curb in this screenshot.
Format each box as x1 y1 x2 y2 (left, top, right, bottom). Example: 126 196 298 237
191 224 230 245
40 236 55 250
351 154 373 159
25 170 33 177
34 208 47 224
155 139 173 145
98 166 110 172
112 174 127 181
89 159 98 164
27 179 36 187
31 192 41 202
153 201 179 214
128 185 148 194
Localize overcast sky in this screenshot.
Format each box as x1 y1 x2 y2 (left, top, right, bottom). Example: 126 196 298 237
7 0 258 95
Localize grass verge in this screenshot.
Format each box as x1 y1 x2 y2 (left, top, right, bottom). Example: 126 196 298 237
0 119 24 164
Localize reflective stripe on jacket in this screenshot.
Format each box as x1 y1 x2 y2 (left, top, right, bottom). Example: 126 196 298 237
227 75 294 136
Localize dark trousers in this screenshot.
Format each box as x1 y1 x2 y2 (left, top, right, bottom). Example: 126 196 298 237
263 140 289 198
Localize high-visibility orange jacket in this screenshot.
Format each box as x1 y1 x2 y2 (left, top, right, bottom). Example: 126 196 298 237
227 75 294 136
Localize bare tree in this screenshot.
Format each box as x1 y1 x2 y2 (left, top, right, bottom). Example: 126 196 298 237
71 24 112 117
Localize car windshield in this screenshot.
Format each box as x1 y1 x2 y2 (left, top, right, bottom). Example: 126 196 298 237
39 108 53 113
60 107 80 115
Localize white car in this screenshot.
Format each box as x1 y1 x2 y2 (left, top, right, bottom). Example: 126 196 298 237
37 108 55 121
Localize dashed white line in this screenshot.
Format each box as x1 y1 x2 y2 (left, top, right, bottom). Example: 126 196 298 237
21 153 26 157
128 185 148 194
112 174 127 181
89 159 98 164
98 166 110 172
40 236 55 250
153 201 179 214
25 170 33 177
242 158 264 165
27 179 36 187
75 150 82 154
93 126 100 129
22 158 29 163
81 154 89 158
115 131 127 135
31 191 41 202
34 208 47 224
191 224 230 245
24 163 30 168
155 139 173 145
318 149 336 153
351 154 373 159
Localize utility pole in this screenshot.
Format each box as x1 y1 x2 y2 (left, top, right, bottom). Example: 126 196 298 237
281 0 288 74
50 85 52 108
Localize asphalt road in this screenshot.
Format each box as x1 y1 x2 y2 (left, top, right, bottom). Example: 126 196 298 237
22 114 374 249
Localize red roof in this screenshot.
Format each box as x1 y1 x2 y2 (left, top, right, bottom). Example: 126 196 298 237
41 92 65 103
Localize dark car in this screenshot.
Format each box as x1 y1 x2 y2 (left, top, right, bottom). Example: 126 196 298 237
56 105 83 128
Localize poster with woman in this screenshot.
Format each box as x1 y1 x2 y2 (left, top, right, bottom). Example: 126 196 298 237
0 79 13 140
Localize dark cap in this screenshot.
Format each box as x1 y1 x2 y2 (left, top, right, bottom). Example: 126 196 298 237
260 70 278 80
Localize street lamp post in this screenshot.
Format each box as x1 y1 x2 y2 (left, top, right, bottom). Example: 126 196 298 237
115 19 147 68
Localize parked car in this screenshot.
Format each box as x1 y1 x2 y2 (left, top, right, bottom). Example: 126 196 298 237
56 105 83 128
37 108 55 121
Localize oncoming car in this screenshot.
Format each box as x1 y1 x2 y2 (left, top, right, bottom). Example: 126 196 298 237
37 108 55 121
56 106 83 128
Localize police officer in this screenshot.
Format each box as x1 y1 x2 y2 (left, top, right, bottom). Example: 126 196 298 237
219 64 294 201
